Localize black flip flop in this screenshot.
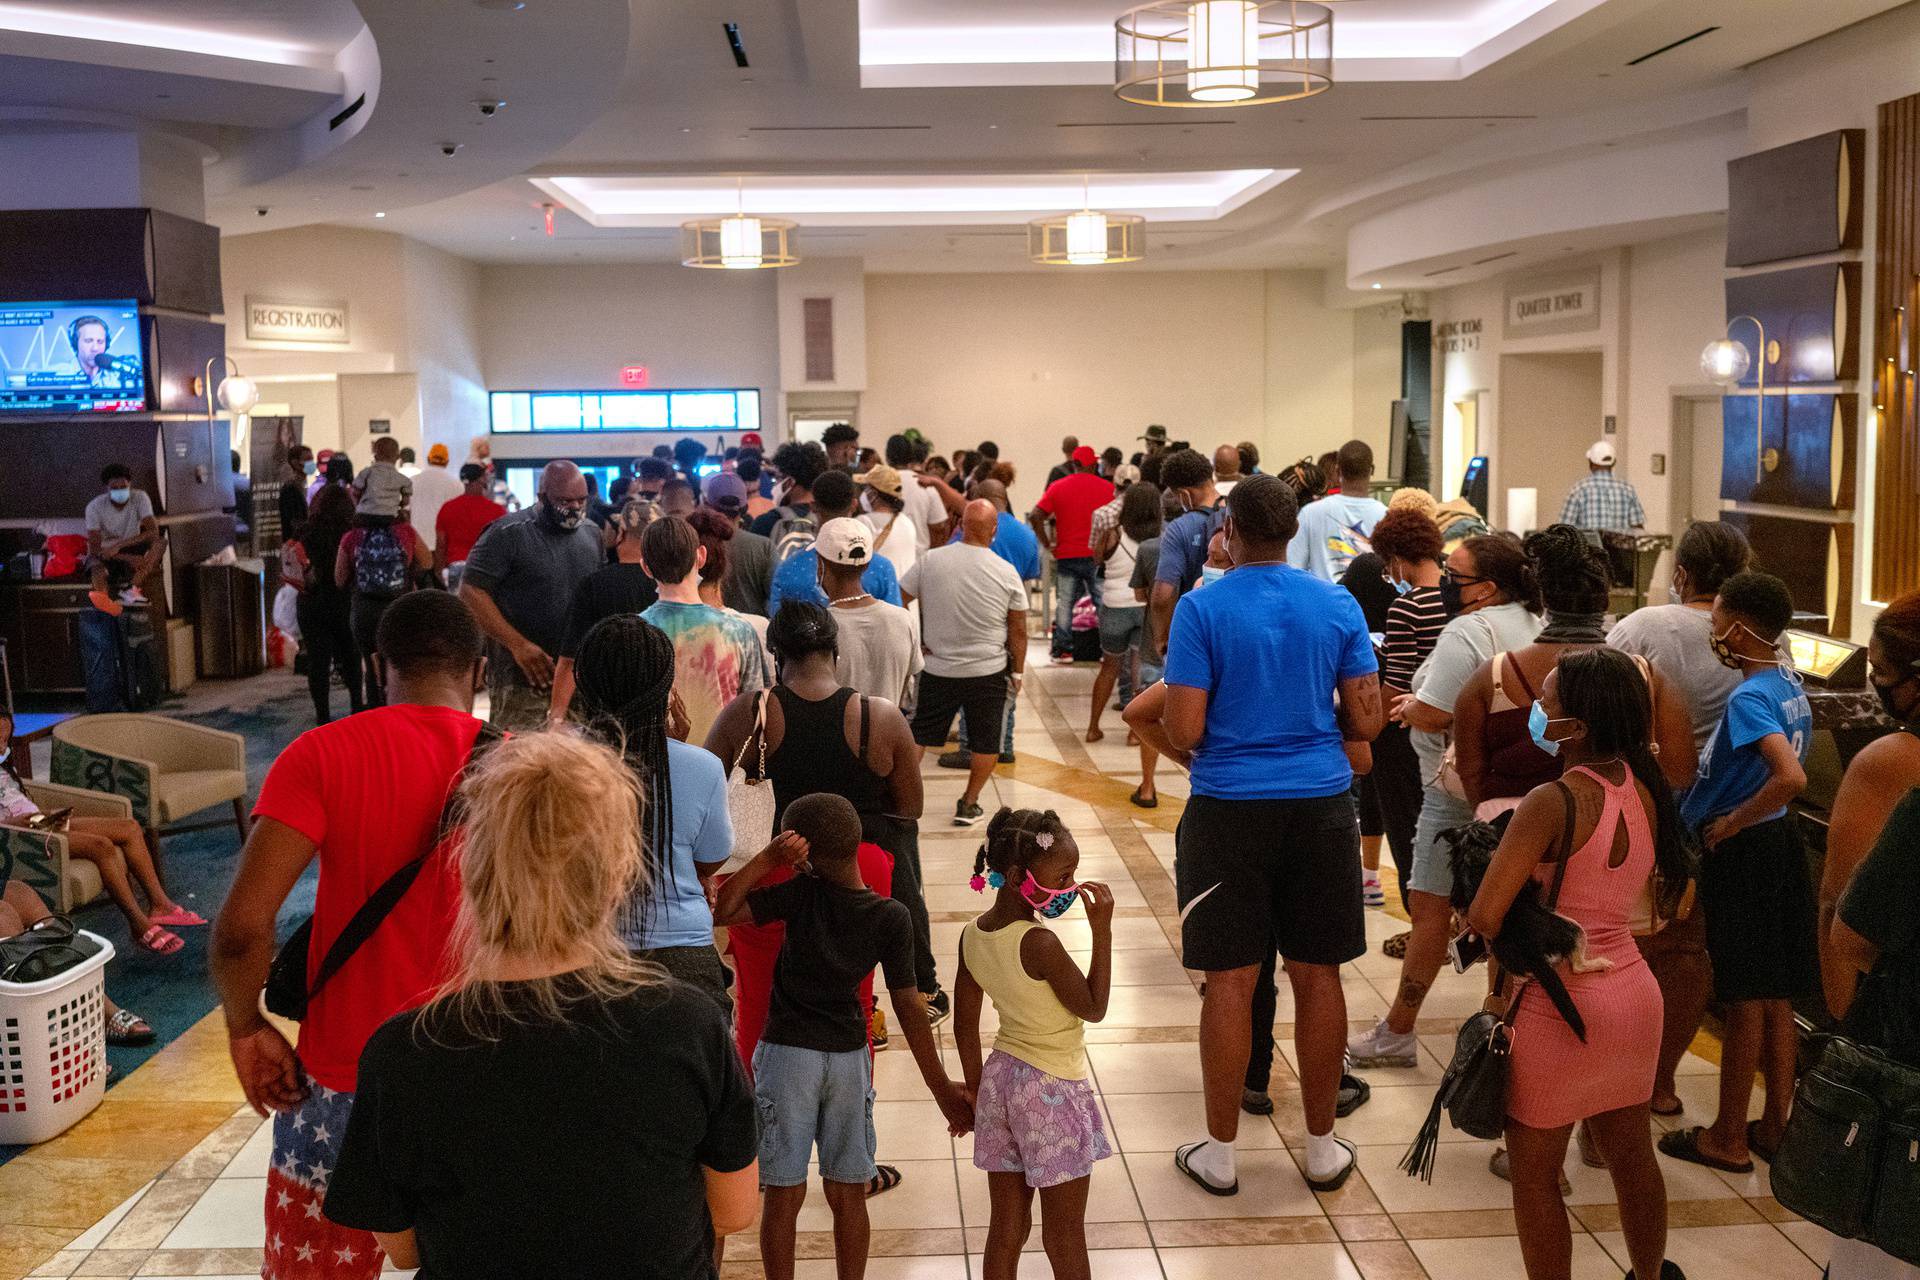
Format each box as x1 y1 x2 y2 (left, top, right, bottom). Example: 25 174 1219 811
1746 1120 1778 1164
1130 786 1158 809
1305 1136 1359 1192
1657 1126 1753 1174
867 1164 902 1197
1174 1142 1238 1197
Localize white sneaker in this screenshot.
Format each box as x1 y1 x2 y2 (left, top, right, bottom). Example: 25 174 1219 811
1362 877 1385 909
1346 1019 1419 1069
119 586 147 604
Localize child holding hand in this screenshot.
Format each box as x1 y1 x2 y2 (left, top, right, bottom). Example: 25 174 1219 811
953 807 1115 1280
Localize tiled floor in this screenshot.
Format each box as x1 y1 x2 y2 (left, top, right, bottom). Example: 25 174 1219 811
4 651 1836 1279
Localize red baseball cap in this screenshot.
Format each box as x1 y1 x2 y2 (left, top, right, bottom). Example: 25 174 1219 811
1072 445 1098 467
739 431 763 450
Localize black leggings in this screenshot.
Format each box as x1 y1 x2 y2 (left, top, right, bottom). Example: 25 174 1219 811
296 590 362 724
1371 721 1423 904
350 593 398 709
862 811 937 995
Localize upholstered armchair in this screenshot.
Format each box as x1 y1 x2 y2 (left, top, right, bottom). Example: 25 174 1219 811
0 780 129 912
50 714 248 858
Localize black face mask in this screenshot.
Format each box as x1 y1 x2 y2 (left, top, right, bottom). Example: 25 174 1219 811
1874 673 1917 724
1439 576 1465 618
540 497 585 531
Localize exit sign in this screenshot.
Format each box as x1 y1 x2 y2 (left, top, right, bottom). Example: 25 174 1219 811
620 365 650 388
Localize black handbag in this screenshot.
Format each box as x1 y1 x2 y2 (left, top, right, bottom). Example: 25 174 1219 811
1772 1035 1920 1265
0 914 104 984
263 724 501 1020
1402 782 1577 1182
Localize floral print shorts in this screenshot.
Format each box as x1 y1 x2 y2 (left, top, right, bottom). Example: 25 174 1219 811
971 1049 1112 1188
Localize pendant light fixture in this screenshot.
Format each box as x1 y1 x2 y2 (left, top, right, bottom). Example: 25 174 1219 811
682 179 799 269
1115 0 1334 108
1029 177 1146 266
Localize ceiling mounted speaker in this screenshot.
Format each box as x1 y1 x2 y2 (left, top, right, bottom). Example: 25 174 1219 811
1115 0 1333 108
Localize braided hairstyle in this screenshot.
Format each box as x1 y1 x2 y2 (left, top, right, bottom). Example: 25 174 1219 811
572 615 678 930
1524 523 1611 617
767 600 838 678
970 807 1070 891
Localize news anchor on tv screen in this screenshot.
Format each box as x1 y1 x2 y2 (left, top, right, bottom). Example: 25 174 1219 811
0 300 146 412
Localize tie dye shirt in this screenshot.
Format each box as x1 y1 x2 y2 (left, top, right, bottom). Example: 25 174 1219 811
640 600 772 744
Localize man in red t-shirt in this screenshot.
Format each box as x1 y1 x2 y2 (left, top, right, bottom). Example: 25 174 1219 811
1029 445 1115 664
434 463 506 586
211 591 492 1280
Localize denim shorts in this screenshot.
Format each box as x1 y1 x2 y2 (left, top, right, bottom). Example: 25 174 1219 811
752 1040 877 1186
1097 605 1145 657
1407 788 1475 898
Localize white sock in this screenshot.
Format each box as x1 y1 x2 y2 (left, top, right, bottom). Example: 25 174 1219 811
1187 1137 1236 1185
1306 1131 1350 1181
1362 872 1381 886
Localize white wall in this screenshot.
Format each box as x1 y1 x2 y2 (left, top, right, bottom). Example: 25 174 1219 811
400 240 488 459
1621 227 1729 539
478 263 780 403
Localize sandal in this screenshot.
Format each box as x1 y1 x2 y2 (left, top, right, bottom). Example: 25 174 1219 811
1174 1141 1238 1197
1305 1136 1359 1193
1656 1126 1752 1174
1129 786 1158 810
136 925 184 955
147 906 208 927
106 1008 156 1046
1746 1120 1779 1165
866 1164 902 1197
1650 1097 1684 1117
1382 930 1410 960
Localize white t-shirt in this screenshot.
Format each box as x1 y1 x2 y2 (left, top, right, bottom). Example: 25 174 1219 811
1409 602 1543 779
902 480 947 551
1100 533 1144 609
860 510 921 583
409 464 465 547
1288 492 1387 583
1607 603 1742 750
900 542 1027 679
84 489 154 544
830 600 923 705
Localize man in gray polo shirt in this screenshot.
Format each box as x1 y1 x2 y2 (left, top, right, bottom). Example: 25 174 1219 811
458 460 603 730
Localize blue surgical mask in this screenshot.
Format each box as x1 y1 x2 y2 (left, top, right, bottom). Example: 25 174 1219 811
1391 576 1412 595
1528 700 1570 757
1199 565 1227 588
302 460 318 476
108 486 131 505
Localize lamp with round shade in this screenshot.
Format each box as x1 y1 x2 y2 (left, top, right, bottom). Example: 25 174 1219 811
1700 315 1779 480
218 373 259 415
1115 0 1332 108
1699 337 1751 385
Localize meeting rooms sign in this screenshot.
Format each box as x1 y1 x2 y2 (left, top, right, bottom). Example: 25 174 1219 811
1504 269 1601 339
245 297 350 344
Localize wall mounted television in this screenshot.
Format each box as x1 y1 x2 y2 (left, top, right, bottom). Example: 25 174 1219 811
0 300 148 413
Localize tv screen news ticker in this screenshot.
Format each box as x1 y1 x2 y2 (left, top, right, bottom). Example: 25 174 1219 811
0 300 147 413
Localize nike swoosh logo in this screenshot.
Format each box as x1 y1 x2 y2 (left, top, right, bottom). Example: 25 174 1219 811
1179 882 1222 928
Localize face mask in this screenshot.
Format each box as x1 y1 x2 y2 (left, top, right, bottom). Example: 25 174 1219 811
1019 871 1081 920
1711 621 1785 672
541 497 585 531
1528 700 1575 757
1873 671 1917 723
108 487 131 505
1199 565 1227 588
1439 576 1464 616
859 491 875 514
1667 586 1684 606
301 460 318 476
1389 574 1412 595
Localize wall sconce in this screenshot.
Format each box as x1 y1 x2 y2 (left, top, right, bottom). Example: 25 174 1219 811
1700 314 1779 481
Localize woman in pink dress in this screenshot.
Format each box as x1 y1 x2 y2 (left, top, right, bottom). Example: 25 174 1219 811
1467 648 1690 1280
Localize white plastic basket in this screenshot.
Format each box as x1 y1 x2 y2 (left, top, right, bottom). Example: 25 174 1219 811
0 930 115 1145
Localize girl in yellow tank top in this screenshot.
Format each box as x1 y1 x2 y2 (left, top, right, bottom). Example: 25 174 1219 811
954 807 1115 1280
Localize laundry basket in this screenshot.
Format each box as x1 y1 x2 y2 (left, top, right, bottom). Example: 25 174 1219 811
0 931 114 1144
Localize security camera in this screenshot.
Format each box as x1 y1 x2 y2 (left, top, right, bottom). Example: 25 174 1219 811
474 98 505 117
439 142 462 157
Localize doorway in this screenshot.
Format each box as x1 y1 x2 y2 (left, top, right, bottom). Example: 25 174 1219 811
1666 396 1724 529
1494 352 1605 531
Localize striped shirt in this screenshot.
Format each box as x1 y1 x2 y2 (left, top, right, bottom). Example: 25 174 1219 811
1559 471 1645 532
1383 586 1448 692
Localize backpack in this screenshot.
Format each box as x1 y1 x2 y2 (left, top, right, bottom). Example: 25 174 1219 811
771 508 818 564
353 525 411 598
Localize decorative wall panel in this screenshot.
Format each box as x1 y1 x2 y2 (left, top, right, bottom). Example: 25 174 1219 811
1724 512 1854 636
1722 262 1860 386
1726 130 1864 268
1719 393 1856 509
1873 94 1920 602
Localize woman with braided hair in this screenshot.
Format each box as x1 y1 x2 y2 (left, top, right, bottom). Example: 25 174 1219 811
573 613 734 1011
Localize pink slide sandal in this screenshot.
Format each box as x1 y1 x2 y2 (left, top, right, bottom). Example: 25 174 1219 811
148 906 208 927
137 925 185 955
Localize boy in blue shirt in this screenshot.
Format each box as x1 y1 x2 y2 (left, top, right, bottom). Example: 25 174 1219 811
1662 571 1815 1175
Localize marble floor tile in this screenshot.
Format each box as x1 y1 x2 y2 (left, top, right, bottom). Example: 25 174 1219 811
1591 1224 1820 1279
1414 1232 1623 1280
156 1179 266 1251
1157 1242 1362 1280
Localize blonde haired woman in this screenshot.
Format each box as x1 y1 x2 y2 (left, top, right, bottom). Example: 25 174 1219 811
323 730 760 1279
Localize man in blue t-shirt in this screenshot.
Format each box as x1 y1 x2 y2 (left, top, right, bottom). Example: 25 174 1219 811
1661 571 1815 1177
1126 475 1383 1200
1148 448 1225 658
766 471 902 617
1288 440 1387 583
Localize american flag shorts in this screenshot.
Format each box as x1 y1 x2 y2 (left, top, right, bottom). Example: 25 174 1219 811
261 1073 382 1280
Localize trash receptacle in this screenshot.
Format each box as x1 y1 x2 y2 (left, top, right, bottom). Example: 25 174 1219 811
195 560 267 678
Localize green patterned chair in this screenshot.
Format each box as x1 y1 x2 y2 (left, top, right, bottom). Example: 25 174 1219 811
0 780 131 911
50 714 248 861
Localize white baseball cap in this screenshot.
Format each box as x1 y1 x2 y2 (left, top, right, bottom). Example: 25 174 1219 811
1585 440 1616 467
815 517 873 567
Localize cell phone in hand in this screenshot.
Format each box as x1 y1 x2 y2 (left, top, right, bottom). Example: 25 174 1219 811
1447 929 1488 974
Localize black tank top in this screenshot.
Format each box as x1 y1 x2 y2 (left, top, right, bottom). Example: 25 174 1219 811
767 685 891 822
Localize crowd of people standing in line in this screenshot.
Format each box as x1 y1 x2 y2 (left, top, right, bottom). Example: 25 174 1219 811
182 417 1920 1280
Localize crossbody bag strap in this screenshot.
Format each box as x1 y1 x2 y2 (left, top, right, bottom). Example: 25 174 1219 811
733 689 767 778
858 693 872 764
306 722 504 1001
